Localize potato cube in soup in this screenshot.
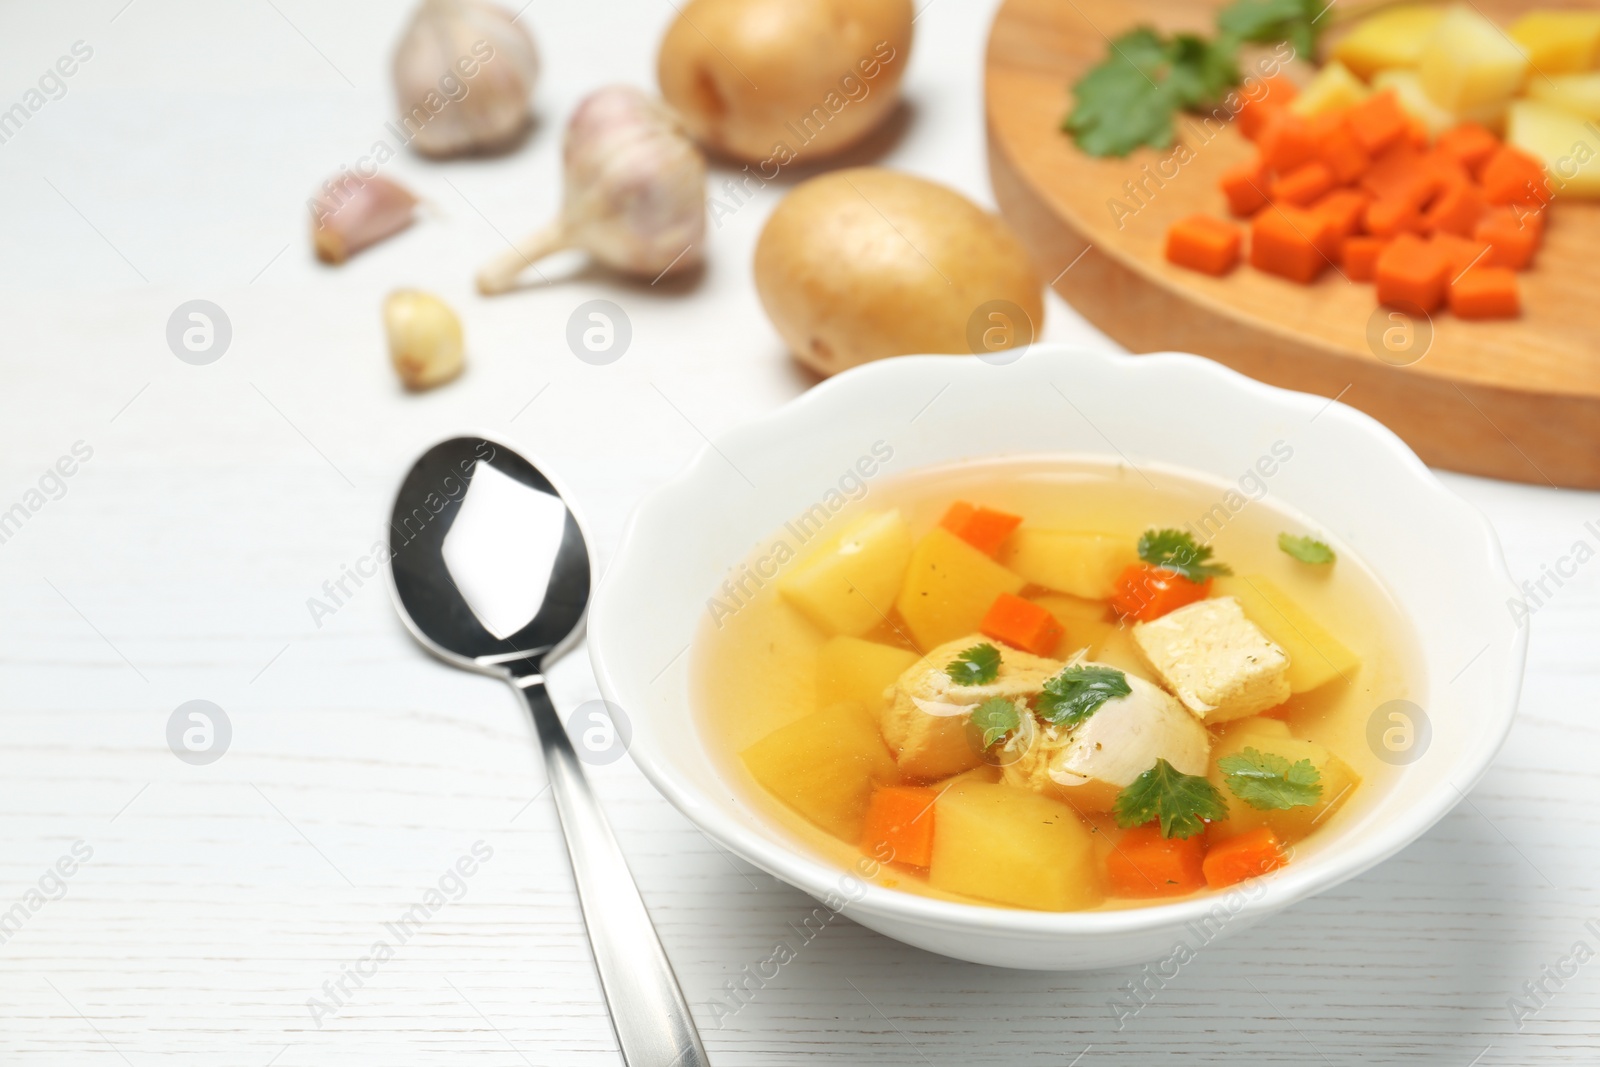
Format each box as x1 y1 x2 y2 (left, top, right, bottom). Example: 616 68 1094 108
1132 596 1291 722
778 510 911 637
1208 722 1361 844
1418 7 1529 117
1507 101 1600 198
741 702 898 841
1290 60 1371 117
1527 73 1600 122
895 527 1025 649
1026 592 1115 658
1212 575 1360 693
1509 11 1600 75
998 529 1135 600
929 782 1101 910
1331 4 1448 80
817 635 919 711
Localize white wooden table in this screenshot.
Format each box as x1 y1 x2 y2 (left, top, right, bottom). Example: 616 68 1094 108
2 1 1596 1063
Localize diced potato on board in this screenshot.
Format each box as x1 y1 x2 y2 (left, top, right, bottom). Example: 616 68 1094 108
1508 100 1600 198
1509 11 1600 75
779 510 911 637
1290 60 1371 117
895 527 1024 649
1527 72 1600 122
1374 69 1459 139
1332 4 1448 80
742 702 897 841
1418 7 1529 117
929 782 1101 910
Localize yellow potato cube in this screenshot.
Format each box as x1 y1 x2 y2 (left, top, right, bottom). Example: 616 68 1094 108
1528 72 1600 121
1509 100 1600 198
1211 576 1360 693
816 635 918 710
1027 592 1115 657
1332 3 1448 79
894 527 1025 649
998 529 1135 600
1374 69 1460 139
741 702 897 841
778 510 911 637
1290 60 1372 117
1207 726 1361 845
929 782 1101 910
1087 622 1156 683
1418 6 1529 116
1510 11 1600 75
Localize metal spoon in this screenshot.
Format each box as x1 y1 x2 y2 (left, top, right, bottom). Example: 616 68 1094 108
386 436 709 1067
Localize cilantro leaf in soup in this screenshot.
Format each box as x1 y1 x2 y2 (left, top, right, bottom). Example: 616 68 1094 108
970 697 1021 750
1137 528 1232 582
1036 664 1131 729
1114 758 1229 839
1219 747 1323 810
1278 532 1336 565
946 643 1001 686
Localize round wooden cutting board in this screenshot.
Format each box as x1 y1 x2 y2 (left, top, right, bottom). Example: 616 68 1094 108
985 0 1600 488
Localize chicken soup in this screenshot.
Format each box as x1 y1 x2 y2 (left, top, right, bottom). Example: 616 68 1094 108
693 457 1422 912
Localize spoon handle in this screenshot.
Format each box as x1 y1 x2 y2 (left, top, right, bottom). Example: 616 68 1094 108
513 674 711 1067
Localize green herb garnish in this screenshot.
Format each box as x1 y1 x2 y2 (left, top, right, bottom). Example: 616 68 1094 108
945 643 1001 686
1064 0 1327 157
1036 664 1132 729
1138 528 1232 582
970 697 1022 750
1278 533 1336 565
1114 758 1229 839
1218 747 1323 810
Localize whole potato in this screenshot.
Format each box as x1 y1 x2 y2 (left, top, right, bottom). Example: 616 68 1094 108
657 0 913 165
754 168 1044 376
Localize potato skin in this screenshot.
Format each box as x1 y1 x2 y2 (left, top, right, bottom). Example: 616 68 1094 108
754 168 1044 376
657 0 913 164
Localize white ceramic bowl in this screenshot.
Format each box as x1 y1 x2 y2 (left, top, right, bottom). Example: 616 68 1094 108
588 345 1526 970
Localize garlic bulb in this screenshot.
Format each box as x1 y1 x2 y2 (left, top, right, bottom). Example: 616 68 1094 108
477 86 707 294
310 174 418 264
384 290 464 390
392 0 539 158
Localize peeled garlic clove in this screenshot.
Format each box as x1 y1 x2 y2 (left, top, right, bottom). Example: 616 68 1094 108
392 0 539 158
477 86 707 294
310 174 418 264
384 290 464 390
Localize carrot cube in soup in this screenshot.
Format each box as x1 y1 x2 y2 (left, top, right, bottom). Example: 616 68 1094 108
938 501 1022 556
1220 156 1271 217
1202 827 1287 888
1449 267 1520 319
1436 123 1500 174
895 527 1025 649
980 593 1064 657
1271 161 1337 207
1480 146 1552 207
1110 563 1210 621
1107 824 1207 897
741 702 898 841
1250 206 1336 284
1346 90 1409 155
1375 232 1449 312
1341 235 1388 282
929 781 1101 910
1165 214 1242 276
860 784 937 867
1474 207 1542 270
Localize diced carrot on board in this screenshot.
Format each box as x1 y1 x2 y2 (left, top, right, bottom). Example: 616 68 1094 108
939 502 1023 556
1341 235 1388 282
1346 90 1409 155
1436 123 1500 174
1110 564 1211 622
1165 214 1243 276
860 785 937 868
1220 156 1271 217
1480 146 1552 207
1313 188 1371 238
1474 207 1542 270
980 593 1064 656
1421 176 1487 237
1202 827 1286 888
1364 196 1423 239
1314 118 1372 184
1258 111 1318 173
1107 824 1207 897
1359 142 1432 206
1251 206 1337 284
1271 161 1337 206
1375 232 1450 313
1235 74 1299 141
1429 232 1491 277
1449 267 1520 320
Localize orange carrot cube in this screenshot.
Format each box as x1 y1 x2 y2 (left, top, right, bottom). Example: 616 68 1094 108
1480 146 1552 207
1314 118 1372 184
1436 123 1500 174
1259 111 1318 174
1271 161 1337 206
1449 267 1520 319
939 502 1023 556
1110 564 1211 621
1474 207 1542 270
1250 205 1337 283
1430 232 1491 278
980 593 1063 656
860 785 937 867
1107 824 1207 897
1375 232 1450 312
1363 196 1423 239
1220 155 1271 217
1235 74 1298 141
1346 90 1409 155
1313 188 1371 238
1165 214 1243 276
1202 827 1286 888
1421 176 1487 237
1341 235 1388 282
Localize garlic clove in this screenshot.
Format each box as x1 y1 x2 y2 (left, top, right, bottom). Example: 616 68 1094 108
384 290 464 390
476 86 707 294
311 174 419 264
393 0 540 158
